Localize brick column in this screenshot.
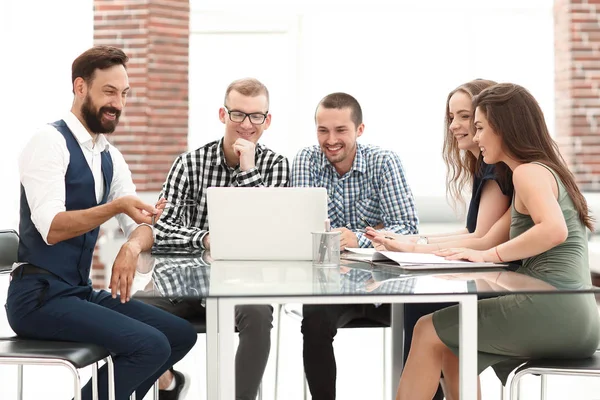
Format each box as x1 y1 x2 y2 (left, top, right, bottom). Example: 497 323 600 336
94 0 189 190
555 0 600 190
92 0 190 287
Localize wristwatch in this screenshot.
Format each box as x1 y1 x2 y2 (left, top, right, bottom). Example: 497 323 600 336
416 236 429 245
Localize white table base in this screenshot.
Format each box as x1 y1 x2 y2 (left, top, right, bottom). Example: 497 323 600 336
209 294 478 400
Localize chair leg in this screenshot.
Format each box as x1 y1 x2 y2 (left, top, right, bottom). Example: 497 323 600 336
130 392 136 400
154 379 160 400
540 374 548 400
303 372 308 400
17 364 23 400
92 362 99 400
382 327 387 398
107 356 116 400
65 364 82 400
510 370 528 400
258 382 263 400
274 304 282 400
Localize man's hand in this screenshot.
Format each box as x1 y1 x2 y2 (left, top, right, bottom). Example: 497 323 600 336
109 241 142 303
364 227 415 243
143 198 166 225
202 233 211 250
117 195 159 225
370 234 416 252
333 227 359 250
233 138 256 171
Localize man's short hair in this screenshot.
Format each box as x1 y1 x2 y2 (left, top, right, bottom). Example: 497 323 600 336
316 92 363 127
71 46 129 92
224 78 270 109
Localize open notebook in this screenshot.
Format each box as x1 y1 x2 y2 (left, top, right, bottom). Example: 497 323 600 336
344 248 507 270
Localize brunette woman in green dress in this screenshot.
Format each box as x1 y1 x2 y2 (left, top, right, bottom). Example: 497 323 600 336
395 83 599 400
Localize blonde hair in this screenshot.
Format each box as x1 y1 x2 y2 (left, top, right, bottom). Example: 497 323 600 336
443 79 497 213
224 78 270 109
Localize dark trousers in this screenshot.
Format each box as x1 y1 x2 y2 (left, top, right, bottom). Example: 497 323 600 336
5 271 198 400
301 303 390 400
141 297 273 400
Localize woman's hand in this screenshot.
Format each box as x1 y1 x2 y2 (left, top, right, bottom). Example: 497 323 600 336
434 247 488 262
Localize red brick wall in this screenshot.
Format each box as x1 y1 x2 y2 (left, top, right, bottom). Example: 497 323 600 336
555 0 600 191
92 1 190 287
94 0 189 191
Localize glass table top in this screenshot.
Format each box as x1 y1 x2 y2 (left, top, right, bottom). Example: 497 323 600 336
128 249 600 299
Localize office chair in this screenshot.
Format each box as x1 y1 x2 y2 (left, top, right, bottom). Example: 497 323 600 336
0 229 117 400
504 352 600 400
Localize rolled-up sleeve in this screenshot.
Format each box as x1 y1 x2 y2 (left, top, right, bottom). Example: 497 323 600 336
19 127 70 244
378 153 419 235
106 146 142 238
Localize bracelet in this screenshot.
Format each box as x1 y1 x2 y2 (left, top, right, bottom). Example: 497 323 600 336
494 246 504 263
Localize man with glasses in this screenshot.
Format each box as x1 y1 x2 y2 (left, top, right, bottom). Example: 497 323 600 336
149 78 289 400
290 92 418 400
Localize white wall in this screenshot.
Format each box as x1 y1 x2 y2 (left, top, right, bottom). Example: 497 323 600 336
0 0 555 230
189 0 555 201
0 0 93 231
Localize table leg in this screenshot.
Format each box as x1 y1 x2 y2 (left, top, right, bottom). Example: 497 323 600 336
459 295 478 400
206 298 219 400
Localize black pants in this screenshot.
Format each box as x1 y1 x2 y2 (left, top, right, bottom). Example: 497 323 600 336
301 303 390 400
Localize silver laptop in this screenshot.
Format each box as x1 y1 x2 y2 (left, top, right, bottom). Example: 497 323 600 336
207 187 328 260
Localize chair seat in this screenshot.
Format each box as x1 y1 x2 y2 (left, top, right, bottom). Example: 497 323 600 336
186 316 207 334
185 316 241 334
515 353 600 374
0 337 110 369
342 318 390 329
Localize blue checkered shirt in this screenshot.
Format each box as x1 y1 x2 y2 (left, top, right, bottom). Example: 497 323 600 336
290 144 419 247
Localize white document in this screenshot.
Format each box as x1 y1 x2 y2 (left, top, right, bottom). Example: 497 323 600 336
344 248 505 270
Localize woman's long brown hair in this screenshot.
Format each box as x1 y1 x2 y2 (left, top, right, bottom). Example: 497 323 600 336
443 79 497 212
473 83 594 231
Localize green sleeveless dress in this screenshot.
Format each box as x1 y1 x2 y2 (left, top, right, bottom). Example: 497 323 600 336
432 162 600 381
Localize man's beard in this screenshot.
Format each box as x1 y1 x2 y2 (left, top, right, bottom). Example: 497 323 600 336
81 96 121 134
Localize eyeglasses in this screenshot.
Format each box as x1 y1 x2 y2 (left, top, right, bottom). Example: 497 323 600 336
224 106 268 125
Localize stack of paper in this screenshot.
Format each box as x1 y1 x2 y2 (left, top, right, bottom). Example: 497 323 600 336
344 248 505 270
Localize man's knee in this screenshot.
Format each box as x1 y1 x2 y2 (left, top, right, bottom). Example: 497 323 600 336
136 328 172 368
301 305 337 339
173 316 199 352
235 305 273 332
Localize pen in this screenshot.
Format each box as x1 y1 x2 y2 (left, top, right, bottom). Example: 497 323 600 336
360 216 370 228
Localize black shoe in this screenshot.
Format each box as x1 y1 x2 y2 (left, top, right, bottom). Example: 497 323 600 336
159 368 191 400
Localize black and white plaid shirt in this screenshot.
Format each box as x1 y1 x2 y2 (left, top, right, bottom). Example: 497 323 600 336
154 138 289 249
341 267 417 296
152 254 211 299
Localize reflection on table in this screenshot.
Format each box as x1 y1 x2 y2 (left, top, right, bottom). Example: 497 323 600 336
126 250 596 300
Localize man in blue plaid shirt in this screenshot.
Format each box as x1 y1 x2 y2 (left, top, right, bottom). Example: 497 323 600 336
291 92 418 400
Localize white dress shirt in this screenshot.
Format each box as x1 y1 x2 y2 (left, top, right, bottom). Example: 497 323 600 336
19 112 140 245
